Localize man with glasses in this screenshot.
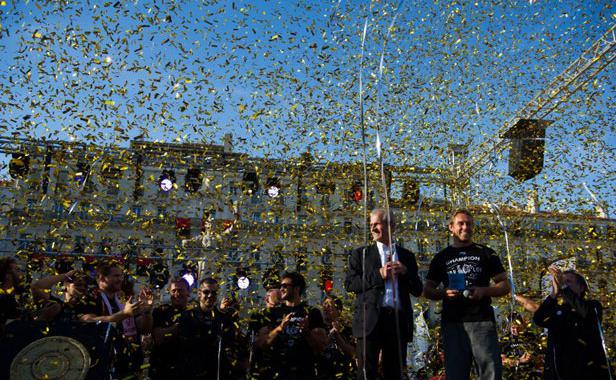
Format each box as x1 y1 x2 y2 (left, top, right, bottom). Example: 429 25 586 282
178 277 239 379
256 271 327 380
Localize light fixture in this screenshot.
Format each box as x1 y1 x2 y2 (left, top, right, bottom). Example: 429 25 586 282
178 262 197 288
158 170 176 192
266 177 280 198
9 153 30 179
351 183 363 203
237 276 250 290
321 268 333 293
182 272 195 287
235 267 251 290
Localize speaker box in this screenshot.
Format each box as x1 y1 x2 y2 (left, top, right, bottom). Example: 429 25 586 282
508 137 545 181
503 119 550 182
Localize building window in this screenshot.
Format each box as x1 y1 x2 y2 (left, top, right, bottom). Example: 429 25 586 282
53 202 64 218
320 195 330 208
321 248 332 265
251 193 260 204
54 170 68 194
78 203 89 219
344 220 352 234
100 238 112 255
132 205 142 217
18 233 31 250
107 183 119 196
252 212 261 222
27 198 35 213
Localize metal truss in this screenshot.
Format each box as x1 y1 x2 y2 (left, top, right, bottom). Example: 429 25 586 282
454 23 616 183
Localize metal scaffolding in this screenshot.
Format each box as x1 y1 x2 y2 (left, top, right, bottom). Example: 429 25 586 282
453 24 616 183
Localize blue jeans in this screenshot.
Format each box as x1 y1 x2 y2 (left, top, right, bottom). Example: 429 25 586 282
442 321 502 380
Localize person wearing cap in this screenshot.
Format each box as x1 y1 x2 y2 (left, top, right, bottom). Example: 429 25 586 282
423 209 510 380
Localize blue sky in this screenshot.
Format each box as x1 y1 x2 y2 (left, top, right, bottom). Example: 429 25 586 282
0 0 614 214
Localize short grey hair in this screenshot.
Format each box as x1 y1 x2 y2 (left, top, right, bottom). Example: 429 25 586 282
370 208 396 227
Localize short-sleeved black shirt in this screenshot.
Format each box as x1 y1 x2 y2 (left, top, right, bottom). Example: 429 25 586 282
176 305 240 379
427 243 506 322
263 302 325 377
249 309 276 379
150 304 187 379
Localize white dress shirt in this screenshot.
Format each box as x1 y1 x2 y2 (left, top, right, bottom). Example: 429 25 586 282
376 241 400 309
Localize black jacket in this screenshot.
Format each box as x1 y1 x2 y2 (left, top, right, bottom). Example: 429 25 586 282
344 244 423 340
533 288 609 380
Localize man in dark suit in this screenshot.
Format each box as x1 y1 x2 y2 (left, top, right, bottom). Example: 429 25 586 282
345 208 423 380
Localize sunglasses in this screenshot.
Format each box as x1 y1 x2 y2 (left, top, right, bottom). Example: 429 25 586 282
280 283 295 289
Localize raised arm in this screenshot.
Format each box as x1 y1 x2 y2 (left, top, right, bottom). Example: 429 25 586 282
31 271 74 302
80 296 143 323
255 312 292 350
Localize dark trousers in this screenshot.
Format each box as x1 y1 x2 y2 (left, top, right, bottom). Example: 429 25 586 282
356 307 408 380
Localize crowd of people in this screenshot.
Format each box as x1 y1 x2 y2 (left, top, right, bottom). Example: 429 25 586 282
0 258 357 380
0 208 611 380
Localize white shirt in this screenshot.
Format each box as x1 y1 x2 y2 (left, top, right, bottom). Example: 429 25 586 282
376 241 400 309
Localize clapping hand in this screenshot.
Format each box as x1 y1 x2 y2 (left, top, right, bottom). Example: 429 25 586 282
123 296 144 316
548 265 563 298
138 287 154 314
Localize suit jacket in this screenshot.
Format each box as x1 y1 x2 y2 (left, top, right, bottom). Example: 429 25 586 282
344 244 423 340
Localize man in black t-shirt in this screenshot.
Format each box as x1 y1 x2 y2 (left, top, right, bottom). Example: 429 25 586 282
501 315 541 379
256 271 327 380
316 296 356 380
176 277 240 379
249 287 281 379
424 209 510 380
150 277 191 380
